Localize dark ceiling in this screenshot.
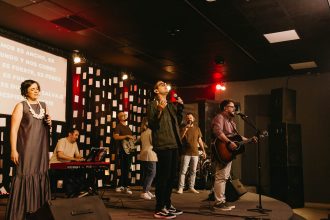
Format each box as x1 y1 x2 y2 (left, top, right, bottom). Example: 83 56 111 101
0 0 330 86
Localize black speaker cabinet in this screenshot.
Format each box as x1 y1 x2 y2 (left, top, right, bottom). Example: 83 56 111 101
34 196 111 220
270 166 304 208
269 123 302 167
197 100 221 148
270 88 296 123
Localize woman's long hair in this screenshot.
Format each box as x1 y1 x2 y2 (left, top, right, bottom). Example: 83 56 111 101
141 117 148 133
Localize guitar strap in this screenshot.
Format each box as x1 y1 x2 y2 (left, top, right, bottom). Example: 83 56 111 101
228 120 239 137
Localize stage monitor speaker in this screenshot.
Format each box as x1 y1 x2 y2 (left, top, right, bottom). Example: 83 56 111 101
225 179 247 202
270 166 304 208
34 196 111 220
270 88 296 123
206 178 247 202
269 123 302 167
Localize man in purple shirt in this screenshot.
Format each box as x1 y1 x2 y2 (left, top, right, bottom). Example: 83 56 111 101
211 99 255 211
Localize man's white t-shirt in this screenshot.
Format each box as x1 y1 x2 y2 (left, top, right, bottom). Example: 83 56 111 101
50 137 79 163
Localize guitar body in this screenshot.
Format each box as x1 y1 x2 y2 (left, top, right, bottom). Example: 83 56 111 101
122 139 136 154
213 135 245 164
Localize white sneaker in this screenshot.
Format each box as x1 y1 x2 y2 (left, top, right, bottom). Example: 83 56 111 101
188 188 199 193
177 188 183 194
140 192 151 200
147 191 155 198
115 186 124 192
124 187 132 194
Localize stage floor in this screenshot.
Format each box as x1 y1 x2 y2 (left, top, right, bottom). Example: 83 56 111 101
100 189 293 220
0 188 296 220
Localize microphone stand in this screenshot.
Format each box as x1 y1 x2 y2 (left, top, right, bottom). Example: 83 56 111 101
237 114 272 214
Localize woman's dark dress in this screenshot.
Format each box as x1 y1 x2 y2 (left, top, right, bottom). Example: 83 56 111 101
5 101 51 220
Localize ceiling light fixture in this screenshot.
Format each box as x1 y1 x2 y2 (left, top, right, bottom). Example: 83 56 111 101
215 83 226 91
72 50 85 64
289 61 317 70
215 55 225 65
73 56 81 64
122 73 128 80
264 30 300 43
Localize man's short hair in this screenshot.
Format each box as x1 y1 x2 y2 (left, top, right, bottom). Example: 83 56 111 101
67 128 79 135
117 111 127 120
154 81 162 90
186 112 194 117
219 99 235 112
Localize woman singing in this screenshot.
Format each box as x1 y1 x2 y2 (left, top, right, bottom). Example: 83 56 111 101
6 79 52 220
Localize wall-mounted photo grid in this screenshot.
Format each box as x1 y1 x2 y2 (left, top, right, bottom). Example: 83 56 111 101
0 65 153 195
71 65 153 189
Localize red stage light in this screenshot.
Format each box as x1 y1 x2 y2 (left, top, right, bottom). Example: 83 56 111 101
213 72 222 79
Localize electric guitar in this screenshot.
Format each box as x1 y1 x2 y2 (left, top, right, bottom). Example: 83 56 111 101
122 139 137 154
212 131 268 164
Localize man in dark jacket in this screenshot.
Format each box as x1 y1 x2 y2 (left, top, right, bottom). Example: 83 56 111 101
147 81 184 219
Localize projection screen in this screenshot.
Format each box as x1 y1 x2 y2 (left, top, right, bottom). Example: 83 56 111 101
0 35 67 121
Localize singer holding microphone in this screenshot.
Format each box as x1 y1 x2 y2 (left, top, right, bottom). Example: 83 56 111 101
6 80 51 220
211 99 256 211
177 112 206 194
147 81 184 219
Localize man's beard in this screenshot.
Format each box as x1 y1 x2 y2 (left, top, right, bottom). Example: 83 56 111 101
229 111 235 117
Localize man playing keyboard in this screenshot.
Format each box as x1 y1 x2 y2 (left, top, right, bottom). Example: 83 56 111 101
50 128 85 197
50 128 84 163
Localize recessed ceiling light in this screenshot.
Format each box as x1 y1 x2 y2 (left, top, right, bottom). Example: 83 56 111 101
168 28 182 37
206 0 216 2
290 61 317 70
264 30 300 43
163 65 175 73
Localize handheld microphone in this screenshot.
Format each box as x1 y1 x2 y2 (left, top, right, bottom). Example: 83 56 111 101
235 112 248 118
173 93 184 105
43 114 50 126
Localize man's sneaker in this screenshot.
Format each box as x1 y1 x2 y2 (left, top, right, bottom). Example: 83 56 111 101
147 191 155 198
176 188 183 194
188 188 199 193
213 202 232 211
124 187 132 195
77 191 89 198
154 208 176 219
115 186 124 192
140 192 151 200
224 202 235 209
167 205 183 215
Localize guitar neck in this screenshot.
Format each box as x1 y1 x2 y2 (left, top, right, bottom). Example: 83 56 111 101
236 132 268 145
238 138 253 145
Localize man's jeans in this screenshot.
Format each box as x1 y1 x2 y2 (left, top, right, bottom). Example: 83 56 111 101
178 155 199 189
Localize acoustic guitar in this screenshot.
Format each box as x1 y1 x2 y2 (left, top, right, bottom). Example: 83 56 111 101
212 131 268 164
